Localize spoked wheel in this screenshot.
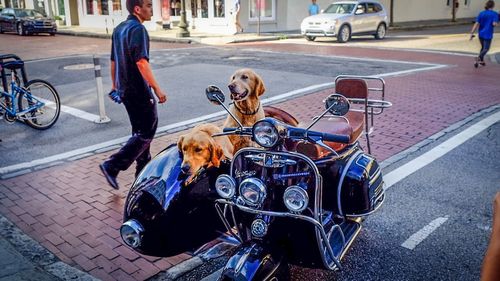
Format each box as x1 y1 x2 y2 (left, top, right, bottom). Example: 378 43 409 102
374 23 386 40
17 23 25 36
17 79 60 130
337 25 351 43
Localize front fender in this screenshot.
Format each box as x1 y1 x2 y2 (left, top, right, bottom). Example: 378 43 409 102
123 145 229 257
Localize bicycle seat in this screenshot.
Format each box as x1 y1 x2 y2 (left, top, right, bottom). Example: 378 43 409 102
2 60 24 71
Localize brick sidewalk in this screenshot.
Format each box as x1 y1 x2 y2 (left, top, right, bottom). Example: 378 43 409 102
0 45 499 281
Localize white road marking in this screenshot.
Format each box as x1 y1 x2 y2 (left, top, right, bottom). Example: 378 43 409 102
59 104 100 122
384 111 500 190
401 216 449 250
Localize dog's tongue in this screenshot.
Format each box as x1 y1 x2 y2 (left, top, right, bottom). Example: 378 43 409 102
231 91 246 101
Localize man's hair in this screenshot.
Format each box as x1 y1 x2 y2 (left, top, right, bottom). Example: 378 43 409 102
485 0 495 9
127 0 144 14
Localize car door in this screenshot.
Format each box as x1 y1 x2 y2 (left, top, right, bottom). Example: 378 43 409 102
365 2 381 33
351 3 369 33
4 9 16 32
0 9 9 31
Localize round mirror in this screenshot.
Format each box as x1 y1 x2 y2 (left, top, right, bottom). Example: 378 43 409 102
325 94 350 116
205 85 225 105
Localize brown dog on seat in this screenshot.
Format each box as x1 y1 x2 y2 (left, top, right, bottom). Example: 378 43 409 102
225 68 266 152
177 123 233 183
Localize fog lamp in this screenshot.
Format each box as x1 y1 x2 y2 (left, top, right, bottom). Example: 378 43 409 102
283 186 309 212
215 174 236 199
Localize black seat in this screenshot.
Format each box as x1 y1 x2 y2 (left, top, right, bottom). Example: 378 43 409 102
2 60 24 71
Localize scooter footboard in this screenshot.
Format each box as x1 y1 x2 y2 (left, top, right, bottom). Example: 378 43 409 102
220 242 288 281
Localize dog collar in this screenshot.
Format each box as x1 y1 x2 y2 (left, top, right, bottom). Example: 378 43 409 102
233 101 261 116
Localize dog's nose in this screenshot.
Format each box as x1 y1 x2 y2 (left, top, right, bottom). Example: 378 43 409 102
228 84 235 92
181 163 191 174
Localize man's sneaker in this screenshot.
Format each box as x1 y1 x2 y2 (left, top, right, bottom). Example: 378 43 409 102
99 162 119 190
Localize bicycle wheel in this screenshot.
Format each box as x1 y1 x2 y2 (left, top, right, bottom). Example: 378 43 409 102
17 79 60 130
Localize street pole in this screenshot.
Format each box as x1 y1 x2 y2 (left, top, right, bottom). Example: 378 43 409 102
257 0 261 36
176 0 190 37
451 0 457 22
389 0 394 27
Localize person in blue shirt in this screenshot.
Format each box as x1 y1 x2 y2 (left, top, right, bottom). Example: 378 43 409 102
470 0 499 67
309 0 320 16
100 0 167 190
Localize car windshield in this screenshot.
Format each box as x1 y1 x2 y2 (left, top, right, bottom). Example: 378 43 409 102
14 9 45 17
324 3 356 14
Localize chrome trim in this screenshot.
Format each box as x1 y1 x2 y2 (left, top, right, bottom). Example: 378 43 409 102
336 150 363 216
215 198 342 270
228 148 343 270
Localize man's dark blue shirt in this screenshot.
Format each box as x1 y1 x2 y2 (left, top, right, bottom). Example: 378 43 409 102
110 15 152 101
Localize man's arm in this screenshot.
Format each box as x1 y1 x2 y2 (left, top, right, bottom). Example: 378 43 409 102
470 22 479 37
481 192 500 281
136 58 167 104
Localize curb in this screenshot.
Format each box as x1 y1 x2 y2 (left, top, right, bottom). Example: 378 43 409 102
388 19 473 31
0 214 99 281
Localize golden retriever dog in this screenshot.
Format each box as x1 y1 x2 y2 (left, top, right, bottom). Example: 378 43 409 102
225 68 266 152
177 123 233 183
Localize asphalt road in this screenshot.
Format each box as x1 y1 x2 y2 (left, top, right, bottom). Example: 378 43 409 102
178 113 500 281
0 45 431 170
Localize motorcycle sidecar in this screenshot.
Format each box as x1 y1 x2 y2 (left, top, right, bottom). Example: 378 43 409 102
121 144 229 257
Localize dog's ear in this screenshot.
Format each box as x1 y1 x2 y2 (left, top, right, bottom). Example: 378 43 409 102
177 135 185 152
209 142 224 168
254 73 266 97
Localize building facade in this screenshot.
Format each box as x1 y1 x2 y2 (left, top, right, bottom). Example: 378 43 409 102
0 0 488 32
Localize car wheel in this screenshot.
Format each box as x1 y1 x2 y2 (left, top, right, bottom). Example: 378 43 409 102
374 23 386 40
49 32 55 36
305 36 316 41
0 25 3 34
17 23 25 36
337 25 351 43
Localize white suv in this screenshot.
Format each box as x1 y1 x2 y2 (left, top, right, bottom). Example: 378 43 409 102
300 1 388 43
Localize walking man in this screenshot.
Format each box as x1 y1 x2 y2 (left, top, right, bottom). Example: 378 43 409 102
100 0 167 190
470 0 498 67
232 0 243 33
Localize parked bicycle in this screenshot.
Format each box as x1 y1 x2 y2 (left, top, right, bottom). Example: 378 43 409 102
0 54 60 130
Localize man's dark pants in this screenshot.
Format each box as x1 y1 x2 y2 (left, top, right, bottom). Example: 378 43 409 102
479 37 492 62
106 96 158 177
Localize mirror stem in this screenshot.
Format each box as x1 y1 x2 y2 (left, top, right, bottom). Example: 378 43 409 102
216 96 244 128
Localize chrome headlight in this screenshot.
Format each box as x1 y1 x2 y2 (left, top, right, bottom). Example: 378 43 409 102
239 178 266 206
253 120 279 148
215 174 236 199
120 219 144 248
283 186 309 212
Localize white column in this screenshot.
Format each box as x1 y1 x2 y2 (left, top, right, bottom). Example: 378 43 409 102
63 0 71 25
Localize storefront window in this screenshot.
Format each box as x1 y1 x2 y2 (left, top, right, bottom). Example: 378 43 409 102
85 0 94 14
171 0 180 16
200 0 208 18
113 0 121 13
213 0 224 17
249 0 274 21
98 0 109 15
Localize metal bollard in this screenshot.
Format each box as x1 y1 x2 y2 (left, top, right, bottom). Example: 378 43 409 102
93 55 111 124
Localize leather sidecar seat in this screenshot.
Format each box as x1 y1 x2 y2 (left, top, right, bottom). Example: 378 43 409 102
296 114 364 159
